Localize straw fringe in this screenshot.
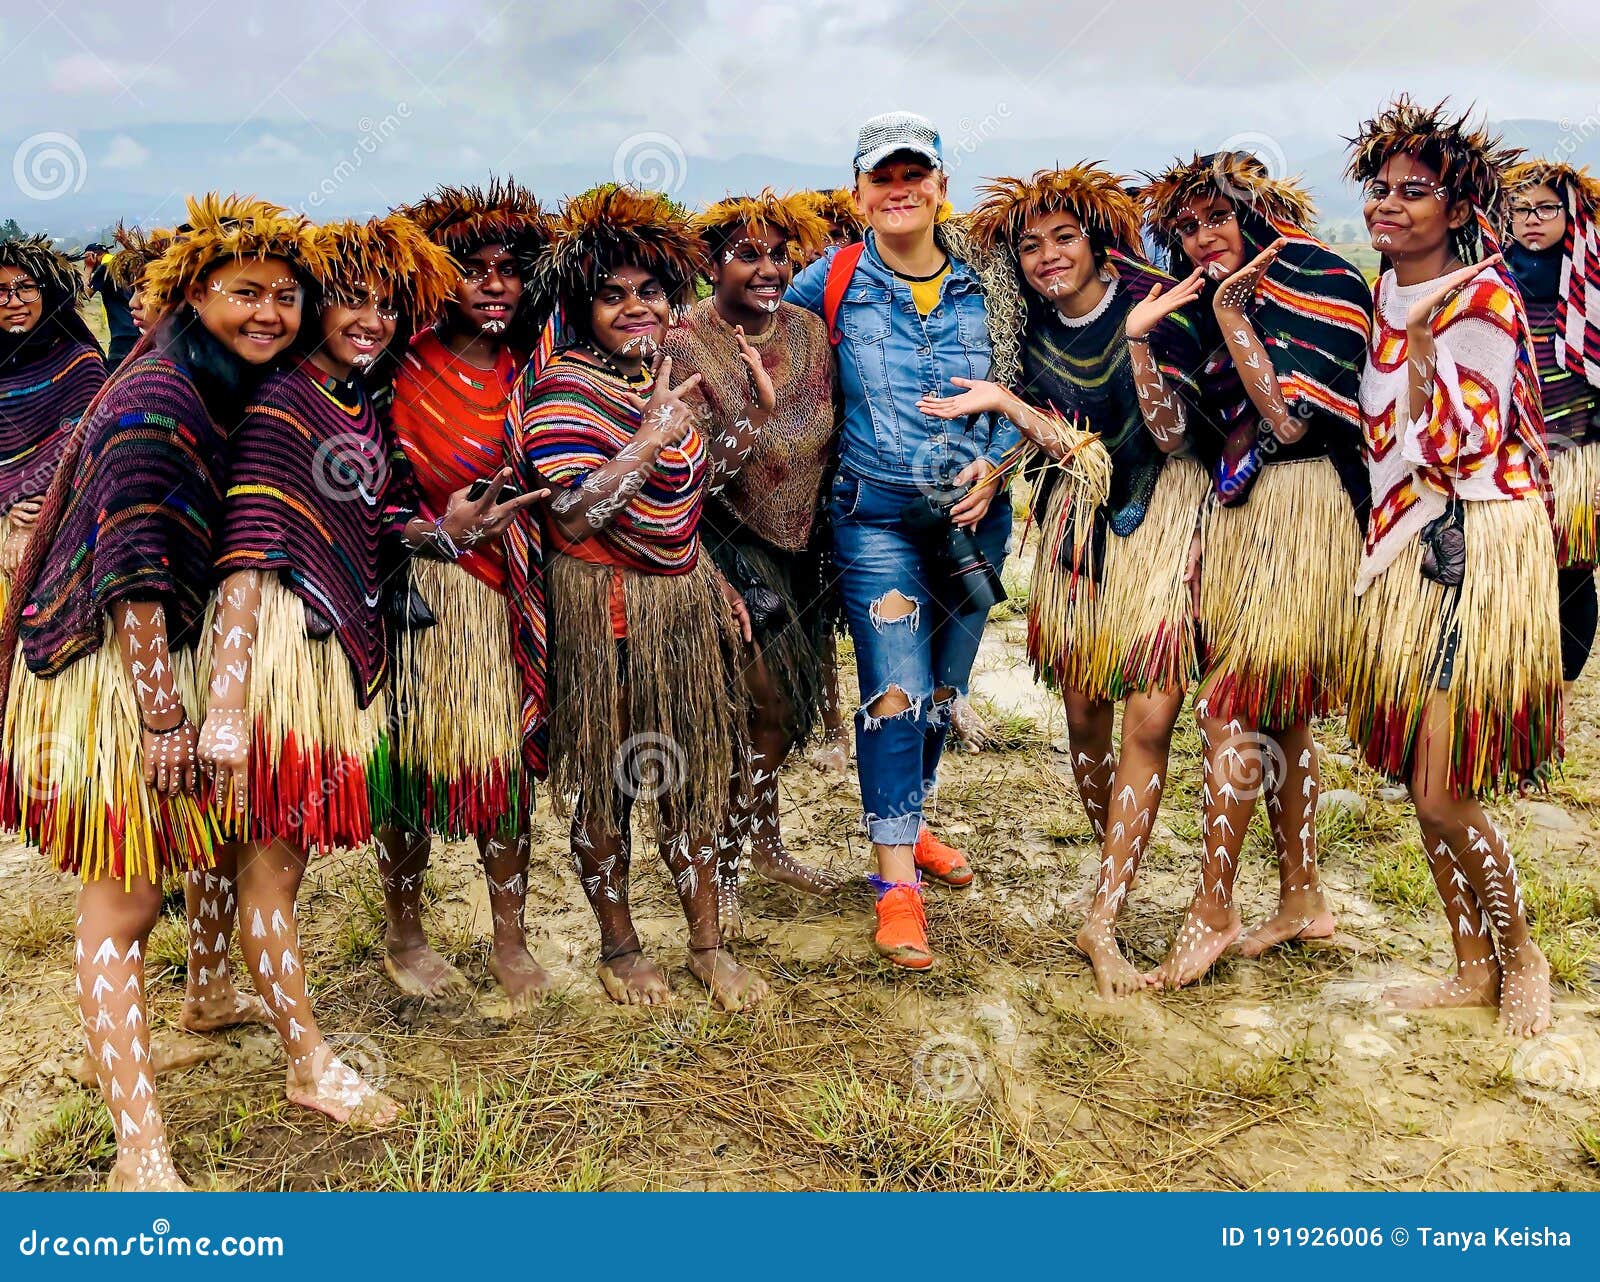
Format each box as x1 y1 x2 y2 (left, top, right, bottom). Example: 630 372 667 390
1029 456 1205 699
1547 442 1600 567
545 554 746 839
389 558 524 840
0 622 214 884
1198 458 1361 728
1346 498 1562 795
197 576 385 853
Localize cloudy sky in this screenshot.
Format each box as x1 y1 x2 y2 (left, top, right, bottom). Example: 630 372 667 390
4 0 1600 232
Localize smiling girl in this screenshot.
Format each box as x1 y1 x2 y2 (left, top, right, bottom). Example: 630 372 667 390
1346 98 1557 1038
0 195 320 1188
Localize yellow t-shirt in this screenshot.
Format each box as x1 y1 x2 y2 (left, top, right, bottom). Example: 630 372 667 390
907 266 950 316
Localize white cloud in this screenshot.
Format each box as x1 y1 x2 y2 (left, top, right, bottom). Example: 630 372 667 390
48 51 175 96
102 135 150 169
239 134 306 164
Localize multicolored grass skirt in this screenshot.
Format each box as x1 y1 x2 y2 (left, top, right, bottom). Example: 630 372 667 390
1347 497 1563 797
1198 457 1361 729
1 621 215 884
200 575 387 854
386 558 524 841
1028 456 1206 701
1547 441 1600 569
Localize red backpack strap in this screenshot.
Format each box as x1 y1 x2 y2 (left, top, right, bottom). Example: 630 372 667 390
822 242 867 347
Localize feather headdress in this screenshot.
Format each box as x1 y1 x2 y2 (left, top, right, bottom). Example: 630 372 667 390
965 164 1142 257
1140 150 1316 250
690 189 829 263
104 223 175 292
306 213 460 324
1503 160 1600 220
796 188 864 241
138 193 323 315
0 234 85 311
401 177 550 262
527 184 705 317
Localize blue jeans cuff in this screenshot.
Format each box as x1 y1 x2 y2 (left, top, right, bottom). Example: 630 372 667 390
866 812 922 845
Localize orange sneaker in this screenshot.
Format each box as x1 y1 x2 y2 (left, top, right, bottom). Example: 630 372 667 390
915 828 974 888
871 880 933 970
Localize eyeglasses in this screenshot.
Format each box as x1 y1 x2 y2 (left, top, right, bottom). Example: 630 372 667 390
0 282 42 306
1362 179 1450 205
1173 209 1236 240
208 282 304 312
1509 201 1563 223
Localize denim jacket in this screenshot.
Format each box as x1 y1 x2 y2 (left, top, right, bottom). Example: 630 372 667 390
787 231 1020 491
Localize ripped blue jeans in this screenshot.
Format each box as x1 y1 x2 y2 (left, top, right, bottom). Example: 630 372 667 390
828 468 1013 844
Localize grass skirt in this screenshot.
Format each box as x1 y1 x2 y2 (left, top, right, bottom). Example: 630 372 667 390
199 575 387 854
703 520 829 746
1346 497 1563 797
387 559 524 841
1198 457 1361 729
546 553 746 840
1028 456 1205 700
1547 442 1600 569
1 621 214 884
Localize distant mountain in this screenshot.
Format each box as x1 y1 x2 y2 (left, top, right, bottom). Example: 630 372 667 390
10 116 1598 246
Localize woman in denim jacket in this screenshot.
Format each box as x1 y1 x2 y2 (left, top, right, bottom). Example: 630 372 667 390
787 111 1022 969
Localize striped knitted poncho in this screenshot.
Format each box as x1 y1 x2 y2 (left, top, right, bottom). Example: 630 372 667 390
20 329 234 675
216 358 417 707
518 353 707 572
0 335 106 513
389 329 523 591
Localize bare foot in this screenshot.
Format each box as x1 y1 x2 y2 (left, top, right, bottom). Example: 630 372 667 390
487 941 555 1008
809 733 850 774
1498 943 1553 1039
106 1141 189 1191
1382 959 1499 1011
748 838 843 898
718 879 748 942
950 697 993 752
382 942 470 1001
181 988 274 1033
1076 916 1152 1000
596 950 673 1006
1148 904 1242 989
687 946 770 1012
286 1042 401 1127
1234 890 1336 959
73 1035 218 1089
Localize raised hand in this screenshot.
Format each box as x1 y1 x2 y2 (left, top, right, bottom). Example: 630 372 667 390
733 327 775 413
917 376 1013 422
1405 254 1501 335
1126 269 1206 339
1214 238 1286 318
632 353 703 447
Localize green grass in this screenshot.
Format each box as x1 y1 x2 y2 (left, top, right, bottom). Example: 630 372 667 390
3 1096 116 1184
1368 840 1435 916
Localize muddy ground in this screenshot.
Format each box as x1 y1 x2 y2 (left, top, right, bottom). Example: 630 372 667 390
2 542 1598 1192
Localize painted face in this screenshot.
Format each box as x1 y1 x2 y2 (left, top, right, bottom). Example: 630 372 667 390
1509 181 1567 251
1362 152 1469 258
588 264 671 361
185 255 303 364
452 242 523 336
129 282 151 333
1016 210 1099 304
318 287 399 373
855 155 947 238
1175 191 1244 278
0 265 43 334
712 226 792 316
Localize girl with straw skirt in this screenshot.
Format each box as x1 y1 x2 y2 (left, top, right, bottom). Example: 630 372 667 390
920 165 1209 998
377 180 558 1004
0 236 106 605
1134 151 1373 988
191 212 511 1127
1502 160 1600 688
1346 98 1558 1038
664 189 843 934
0 194 319 1190
507 184 766 1012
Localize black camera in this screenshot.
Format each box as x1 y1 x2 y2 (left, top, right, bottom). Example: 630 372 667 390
899 480 1007 618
